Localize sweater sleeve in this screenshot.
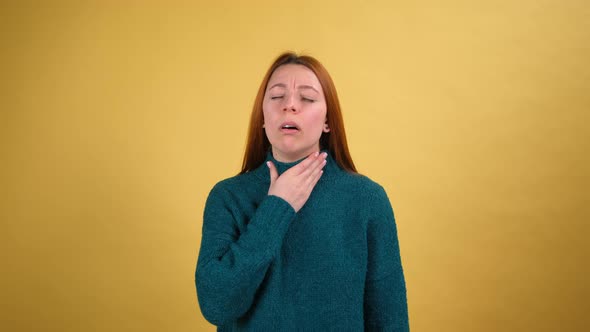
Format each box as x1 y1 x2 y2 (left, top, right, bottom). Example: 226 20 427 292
195 183 296 326
364 185 409 332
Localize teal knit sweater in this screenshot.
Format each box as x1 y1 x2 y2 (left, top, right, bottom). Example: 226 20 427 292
195 151 409 331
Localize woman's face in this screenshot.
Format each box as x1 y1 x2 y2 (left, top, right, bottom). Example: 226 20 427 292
262 64 329 163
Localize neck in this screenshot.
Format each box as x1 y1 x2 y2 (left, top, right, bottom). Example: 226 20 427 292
268 152 311 175
253 149 341 180
271 146 321 163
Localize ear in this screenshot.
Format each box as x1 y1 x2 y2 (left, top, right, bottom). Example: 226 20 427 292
323 120 330 133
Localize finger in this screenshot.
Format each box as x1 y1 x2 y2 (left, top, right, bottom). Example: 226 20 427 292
302 152 327 177
267 161 278 185
305 157 327 185
291 151 320 174
308 168 324 189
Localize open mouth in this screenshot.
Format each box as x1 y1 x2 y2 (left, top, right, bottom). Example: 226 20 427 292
280 122 300 132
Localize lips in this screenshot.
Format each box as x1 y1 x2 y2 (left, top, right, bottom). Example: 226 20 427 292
279 121 300 132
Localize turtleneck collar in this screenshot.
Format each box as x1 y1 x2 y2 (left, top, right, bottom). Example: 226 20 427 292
252 149 341 182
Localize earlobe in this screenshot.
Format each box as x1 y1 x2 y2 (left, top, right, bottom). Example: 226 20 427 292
323 123 330 133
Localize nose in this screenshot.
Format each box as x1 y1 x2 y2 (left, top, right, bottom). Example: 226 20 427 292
283 94 298 113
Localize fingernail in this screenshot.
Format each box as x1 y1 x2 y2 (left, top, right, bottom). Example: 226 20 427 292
322 152 328 157
314 151 319 157
266 161 271 168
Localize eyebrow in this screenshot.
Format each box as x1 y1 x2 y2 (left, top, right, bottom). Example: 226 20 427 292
268 83 319 93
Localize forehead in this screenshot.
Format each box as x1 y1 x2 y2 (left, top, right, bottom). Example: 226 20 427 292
267 64 321 87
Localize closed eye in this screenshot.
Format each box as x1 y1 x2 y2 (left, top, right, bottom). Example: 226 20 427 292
302 97 315 103
270 96 284 100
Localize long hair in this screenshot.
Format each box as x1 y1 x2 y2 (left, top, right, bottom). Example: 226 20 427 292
240 52 357 174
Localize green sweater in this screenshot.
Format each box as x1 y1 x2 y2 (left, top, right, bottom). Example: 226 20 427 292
195 151 409 331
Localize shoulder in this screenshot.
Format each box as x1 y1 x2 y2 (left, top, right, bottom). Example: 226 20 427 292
212 168 263 190
334 170 389 199
206 170 265 202
332 170 395 217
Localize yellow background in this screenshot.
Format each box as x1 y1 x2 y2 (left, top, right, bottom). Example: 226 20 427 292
2 1 588 331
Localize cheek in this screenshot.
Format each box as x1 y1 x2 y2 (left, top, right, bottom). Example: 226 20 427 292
262 103 271 122
262 109 273 125
310 107 328 126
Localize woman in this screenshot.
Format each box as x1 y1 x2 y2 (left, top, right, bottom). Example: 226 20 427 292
195 52 409 331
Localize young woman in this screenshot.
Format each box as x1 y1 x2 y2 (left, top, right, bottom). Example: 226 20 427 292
195 52 409 331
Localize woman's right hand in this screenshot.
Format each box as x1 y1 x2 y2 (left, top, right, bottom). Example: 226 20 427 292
267 152 327 212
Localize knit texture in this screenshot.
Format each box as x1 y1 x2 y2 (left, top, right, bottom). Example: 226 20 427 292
195 151 409 331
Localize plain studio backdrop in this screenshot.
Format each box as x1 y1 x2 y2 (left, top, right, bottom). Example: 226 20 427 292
1 1 588 331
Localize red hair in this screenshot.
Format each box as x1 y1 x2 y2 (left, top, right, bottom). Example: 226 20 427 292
240 52 357 174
